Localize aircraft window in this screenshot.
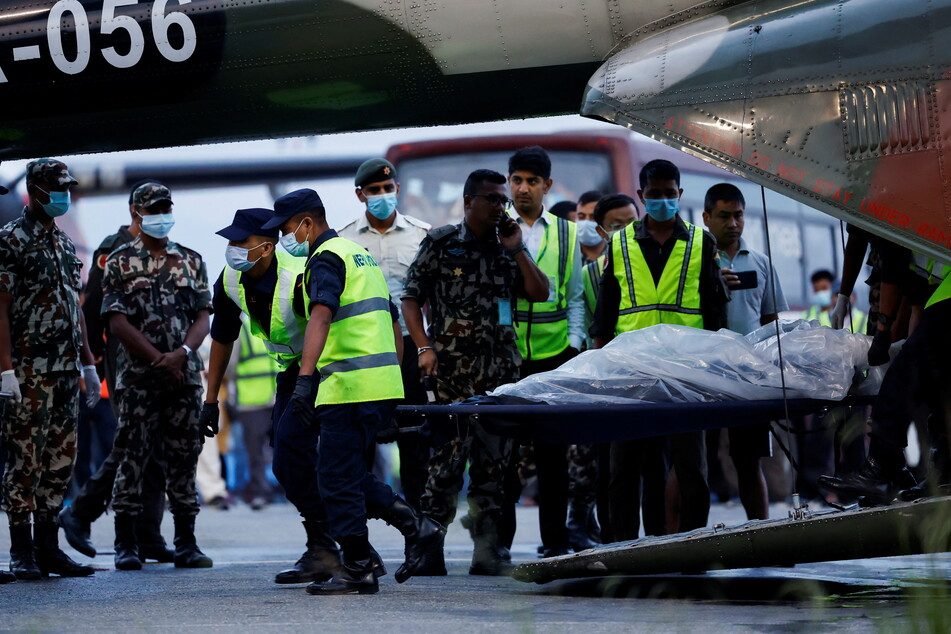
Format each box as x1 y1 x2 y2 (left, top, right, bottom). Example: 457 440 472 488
395 151 613 227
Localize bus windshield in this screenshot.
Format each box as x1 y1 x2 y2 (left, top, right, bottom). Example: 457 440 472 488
395 150 614 228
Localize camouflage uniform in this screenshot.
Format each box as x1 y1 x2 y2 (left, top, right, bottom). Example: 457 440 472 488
402 221 522 526
567 444 598 506
102 231 211 519
0 162 83 526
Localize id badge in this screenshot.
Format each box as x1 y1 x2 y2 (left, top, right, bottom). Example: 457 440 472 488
546 275 558 303
498 298 513 325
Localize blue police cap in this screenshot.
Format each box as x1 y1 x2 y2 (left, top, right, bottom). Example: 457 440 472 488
262 188 324 230
216 208 280 241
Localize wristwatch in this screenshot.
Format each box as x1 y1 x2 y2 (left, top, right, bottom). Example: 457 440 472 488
181 344 194 357
505 243 526 257
417 346 434 355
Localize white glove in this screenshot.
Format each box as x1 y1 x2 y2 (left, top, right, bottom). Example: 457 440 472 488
830 293 850 329
82 365 101 408
1 369 22 403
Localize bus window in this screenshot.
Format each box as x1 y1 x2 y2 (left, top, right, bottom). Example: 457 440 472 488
394 150 613 227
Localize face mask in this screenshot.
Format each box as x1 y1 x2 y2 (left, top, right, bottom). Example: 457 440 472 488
576 220 602 247
35 186 70 217
280 218 310 257
225 242 266 272
811 289 833 307
644 198 679 222
137 211 175 238
366 193 398 220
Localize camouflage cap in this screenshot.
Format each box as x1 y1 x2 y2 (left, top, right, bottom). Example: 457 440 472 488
25 158 78 187
132 182 173 208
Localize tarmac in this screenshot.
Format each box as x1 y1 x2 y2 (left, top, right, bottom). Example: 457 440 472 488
1 501 950 632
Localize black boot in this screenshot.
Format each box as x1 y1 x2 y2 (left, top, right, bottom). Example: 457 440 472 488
369 544 387 579
114 515 142 571
173 515 213 568
306 533 378 595
8 523 41 581
274 519 341 584
0 569 15 584
33 520 94 577
566 502 599 552
469 511 514 577
818 452 916 506
57 506 96 558
378 497 446 583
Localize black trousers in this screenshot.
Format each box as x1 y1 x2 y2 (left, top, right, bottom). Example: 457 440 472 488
520 346 578 550
870 299 951 453
608 437 668 541
397 335 430 510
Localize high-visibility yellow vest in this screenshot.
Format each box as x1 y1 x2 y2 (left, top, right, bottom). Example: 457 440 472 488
801 305 867 334
304 237 403 405
235 319 279 408
222 250 306 367
513 211 577 360
613 221 704 334
925 274 951 309
910 251 950 285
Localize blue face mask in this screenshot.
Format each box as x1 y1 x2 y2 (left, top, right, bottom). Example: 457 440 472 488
811 289 833 307
576 220 602 247
225 242 266 272
35 186 71 217
280 218 310 257
366 193 398 220
644 198 679 222
137 211 175 238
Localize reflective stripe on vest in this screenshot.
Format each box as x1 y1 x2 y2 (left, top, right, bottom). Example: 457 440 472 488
514 212 577 360
305 237 403 405
925 275 951 309
582 254 607 317
613 222 704 333
801 304 865 333
222 250 306 366
236 323 278 408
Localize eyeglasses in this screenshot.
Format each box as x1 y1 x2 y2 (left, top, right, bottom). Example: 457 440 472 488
471 194 513 208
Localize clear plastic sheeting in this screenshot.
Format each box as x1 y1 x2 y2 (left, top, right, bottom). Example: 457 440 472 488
491 321 887 405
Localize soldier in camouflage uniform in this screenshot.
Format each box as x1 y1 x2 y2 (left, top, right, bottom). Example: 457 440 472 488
402 169 549 576
58 180 174 563
0 159 100 580
101 182 213 570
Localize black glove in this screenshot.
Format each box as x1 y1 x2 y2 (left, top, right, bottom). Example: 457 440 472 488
291 374 318 428
375 417 400 444
867 328 892 366
199 402 220 438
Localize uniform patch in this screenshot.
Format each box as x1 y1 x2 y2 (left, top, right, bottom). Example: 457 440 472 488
97 253 108 270
447 248 466 256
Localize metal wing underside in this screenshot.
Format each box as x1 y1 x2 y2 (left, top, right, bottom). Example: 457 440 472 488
583 0 951 265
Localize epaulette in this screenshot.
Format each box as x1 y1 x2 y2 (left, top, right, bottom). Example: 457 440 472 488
428 224 459 242
177 244 203 260
402 214 432 231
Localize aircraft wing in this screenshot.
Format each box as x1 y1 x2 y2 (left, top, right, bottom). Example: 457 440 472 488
582 0 951 264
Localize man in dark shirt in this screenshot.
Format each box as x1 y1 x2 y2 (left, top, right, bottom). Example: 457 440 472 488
591 163 727 539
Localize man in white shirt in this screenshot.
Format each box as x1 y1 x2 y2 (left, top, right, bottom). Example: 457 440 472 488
338 158 432 509
703 183 787 520
506 146 585 557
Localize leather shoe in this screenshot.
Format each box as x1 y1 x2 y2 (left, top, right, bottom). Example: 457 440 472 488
58 507 96 558
818 457 916 506
305 561 379 595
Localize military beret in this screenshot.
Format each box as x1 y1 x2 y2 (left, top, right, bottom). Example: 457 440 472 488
216 208 280 241
262 188 324 229
132 182 172 208
26 158 78 187
354 158 396 188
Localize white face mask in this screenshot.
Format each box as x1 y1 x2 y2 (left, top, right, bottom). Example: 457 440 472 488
576 220 602 247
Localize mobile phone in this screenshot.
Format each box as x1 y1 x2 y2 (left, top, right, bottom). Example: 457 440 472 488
733 270 758 290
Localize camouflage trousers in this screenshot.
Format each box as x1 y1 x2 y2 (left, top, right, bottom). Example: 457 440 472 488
567 444 598 506
419 356 518 526
1 371 79 526
112 383 202 518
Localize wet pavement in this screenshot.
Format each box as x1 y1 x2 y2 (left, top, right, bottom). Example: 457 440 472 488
1 502 949 632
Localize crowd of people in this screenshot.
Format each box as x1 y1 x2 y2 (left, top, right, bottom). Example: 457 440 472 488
0 146 948 592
